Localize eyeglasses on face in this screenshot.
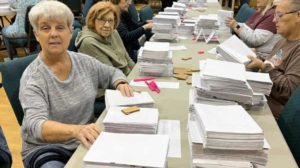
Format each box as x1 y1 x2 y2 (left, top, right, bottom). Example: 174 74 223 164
274 10 299 19
96 18 114 25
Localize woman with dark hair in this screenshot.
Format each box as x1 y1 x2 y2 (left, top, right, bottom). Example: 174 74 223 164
110 0 153 62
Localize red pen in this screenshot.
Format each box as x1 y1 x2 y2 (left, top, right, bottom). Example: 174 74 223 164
133 77 156 82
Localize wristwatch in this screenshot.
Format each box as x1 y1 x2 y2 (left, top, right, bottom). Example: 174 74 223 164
235 24 240 30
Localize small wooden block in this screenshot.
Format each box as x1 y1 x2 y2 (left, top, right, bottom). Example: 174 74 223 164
121 106 140 115
173 73 188 80
173 67 188 74
184 71 193 75
190 68 200 72
181 56 192 60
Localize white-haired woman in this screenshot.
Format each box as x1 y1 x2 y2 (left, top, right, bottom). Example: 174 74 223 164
20 1 134 167
225 0 281 58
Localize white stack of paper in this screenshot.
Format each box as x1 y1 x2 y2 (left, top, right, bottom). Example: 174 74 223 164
153 15 181 25
217 35 257 64
158 11 180 16
192 59 254 105
83 132 169 168
0 0 10 11
172 2 186 9
138 48 172 64
164 7 185 15
188 120 270 166
142 42 170 60
245 71 273 95
152 15 180 41
103 106 159 134
138 42 173 77
194 103 265 150
177 23 195 35
189 89 237 113
105 89 155 109
194 14 219 42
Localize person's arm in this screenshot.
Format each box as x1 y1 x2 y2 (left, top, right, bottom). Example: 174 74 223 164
78 37 114 67
117 21 145 42
238 25 274 47
19 82 101 149
42 121 100 149
90 57 134 97
115 31 135 69
265 51 300 102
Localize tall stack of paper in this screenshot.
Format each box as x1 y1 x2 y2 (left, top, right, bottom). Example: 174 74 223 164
0 0 10 11
188 119 270 167
103 106 159 134
105 89 155 109
245 71 273 95
192 59 254 105
216 35 256 64
194 103 264 150
83 132 169 168
138 42 173 76
152 15 180 41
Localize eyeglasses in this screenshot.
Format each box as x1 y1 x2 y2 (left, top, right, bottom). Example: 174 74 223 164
274 10 299 19
96 18 114 25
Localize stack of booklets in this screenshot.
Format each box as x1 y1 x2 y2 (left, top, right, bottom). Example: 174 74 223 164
192 59 254 105
194 103 265 150
105 89 155 109
138 42 173 76
187 106 269 167
83 132 169 168
103 106 159 134
245 71 273 96
152 15 180 41
217 10 234 32
216 35 256 64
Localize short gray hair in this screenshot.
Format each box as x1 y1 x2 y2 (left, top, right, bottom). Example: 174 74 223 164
288 0 300 11
29 0 74 31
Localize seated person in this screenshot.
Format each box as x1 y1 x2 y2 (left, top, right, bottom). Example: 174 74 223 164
20 1 134 167
225 0 281 59
1 0 41 58
76 1 135 77
246 0 300 120
110 0 153 63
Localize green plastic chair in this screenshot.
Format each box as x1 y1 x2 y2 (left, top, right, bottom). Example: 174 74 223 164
0 54 37 125
235 3 256 23
139 5 153 23
278 86 300 166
